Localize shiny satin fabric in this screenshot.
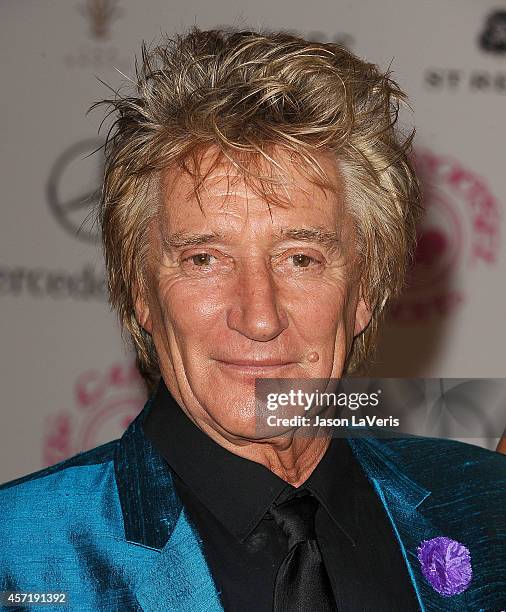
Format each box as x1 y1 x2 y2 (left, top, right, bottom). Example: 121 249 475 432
271 494 337 612
0 398 505 611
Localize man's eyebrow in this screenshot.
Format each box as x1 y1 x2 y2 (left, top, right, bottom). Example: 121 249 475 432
276 228 341 249
162 231 223 250
162 228 341 250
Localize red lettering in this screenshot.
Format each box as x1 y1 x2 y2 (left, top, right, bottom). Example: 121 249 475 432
75 370 106 408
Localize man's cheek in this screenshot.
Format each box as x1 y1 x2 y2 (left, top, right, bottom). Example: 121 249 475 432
294 288 346 338
162 290 223 339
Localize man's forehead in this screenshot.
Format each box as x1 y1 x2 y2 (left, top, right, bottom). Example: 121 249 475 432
194 169 255 200
161 146 343 206
154 149 356 262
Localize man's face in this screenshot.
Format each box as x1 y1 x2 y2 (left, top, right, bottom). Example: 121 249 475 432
136 148 371 441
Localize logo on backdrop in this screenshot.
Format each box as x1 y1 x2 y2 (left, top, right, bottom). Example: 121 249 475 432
389 149 500 323
479 10 506 54
43 360 146 466
424 10 506 93
1 137 106 301
47 138 104 244
64 0 129 71
79 0 124 41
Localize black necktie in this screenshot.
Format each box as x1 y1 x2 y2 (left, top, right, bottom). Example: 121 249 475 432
270 492 338 612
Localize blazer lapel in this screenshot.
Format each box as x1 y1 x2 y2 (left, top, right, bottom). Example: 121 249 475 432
113 400 223 611
348 435 478 612
135 508 223 612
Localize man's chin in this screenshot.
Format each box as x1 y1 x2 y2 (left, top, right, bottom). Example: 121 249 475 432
209 420 299 445
201 402 313 444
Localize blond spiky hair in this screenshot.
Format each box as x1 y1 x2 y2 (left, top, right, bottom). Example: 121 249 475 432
96 27 421 393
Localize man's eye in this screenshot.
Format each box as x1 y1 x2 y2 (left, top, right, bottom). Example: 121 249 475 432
290 254 319 267
188 253 214 266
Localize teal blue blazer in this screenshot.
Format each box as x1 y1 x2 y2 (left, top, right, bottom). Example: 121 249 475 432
1 398 505 611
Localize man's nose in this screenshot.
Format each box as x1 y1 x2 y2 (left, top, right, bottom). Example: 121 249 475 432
226 257 288 341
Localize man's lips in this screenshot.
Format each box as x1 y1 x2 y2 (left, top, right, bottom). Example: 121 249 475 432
215 359 296 372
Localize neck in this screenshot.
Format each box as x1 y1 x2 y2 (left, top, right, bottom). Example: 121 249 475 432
248 432 332 486
196 418 331 487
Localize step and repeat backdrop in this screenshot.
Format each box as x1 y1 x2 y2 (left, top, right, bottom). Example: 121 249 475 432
1 0 505 482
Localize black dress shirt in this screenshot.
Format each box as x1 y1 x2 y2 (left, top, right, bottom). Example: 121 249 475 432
142 379 421 611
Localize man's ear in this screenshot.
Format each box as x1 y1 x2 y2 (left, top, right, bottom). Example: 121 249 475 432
353 295 373 337
133 281 153 334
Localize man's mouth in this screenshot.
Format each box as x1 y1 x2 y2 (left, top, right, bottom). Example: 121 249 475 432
215 359 296 374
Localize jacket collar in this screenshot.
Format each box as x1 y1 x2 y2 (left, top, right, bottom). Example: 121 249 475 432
115 401 434 548
114 398 224 611
347 434 432 512
347 435 465 612
113 397 182 549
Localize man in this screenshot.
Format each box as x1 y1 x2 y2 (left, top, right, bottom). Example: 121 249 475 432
1 28 504 612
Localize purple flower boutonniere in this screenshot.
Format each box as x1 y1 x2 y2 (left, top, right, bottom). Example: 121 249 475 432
417 537 473 597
